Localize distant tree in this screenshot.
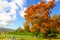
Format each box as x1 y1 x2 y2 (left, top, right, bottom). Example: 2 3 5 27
16 27 24 32
51 14 60 34
58 15 60 20
51 14 58 20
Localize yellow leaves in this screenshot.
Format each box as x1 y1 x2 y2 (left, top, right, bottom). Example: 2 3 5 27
35 12 38 16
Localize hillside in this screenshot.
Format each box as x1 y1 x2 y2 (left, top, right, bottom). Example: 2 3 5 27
0 27 14 33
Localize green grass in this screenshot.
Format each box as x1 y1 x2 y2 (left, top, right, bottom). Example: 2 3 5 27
0 35 4 39
7 32 33 36
0 32 60 40
0 34 60 40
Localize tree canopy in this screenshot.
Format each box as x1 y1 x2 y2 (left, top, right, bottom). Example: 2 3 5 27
24 0 60 38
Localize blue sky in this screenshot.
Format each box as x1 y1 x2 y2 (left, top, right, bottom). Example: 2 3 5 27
0 0 60 29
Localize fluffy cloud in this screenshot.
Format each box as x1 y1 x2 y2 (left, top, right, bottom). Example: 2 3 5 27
0 0 26 27
20 7 27 17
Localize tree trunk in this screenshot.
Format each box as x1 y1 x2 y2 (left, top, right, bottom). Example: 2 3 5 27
43 33 48 38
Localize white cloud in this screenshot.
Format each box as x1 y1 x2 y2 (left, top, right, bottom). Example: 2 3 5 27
0 0 26 27
14 0 24 8
20 7 27 17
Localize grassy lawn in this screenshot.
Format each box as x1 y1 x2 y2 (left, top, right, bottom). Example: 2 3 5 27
0 32 60 40
0 34 60 40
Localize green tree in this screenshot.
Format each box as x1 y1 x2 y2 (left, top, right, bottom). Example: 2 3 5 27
16 27 24 32
58 15 60 20
51 14 58 20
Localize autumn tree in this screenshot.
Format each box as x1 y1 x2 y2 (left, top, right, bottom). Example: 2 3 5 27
24 0 60 38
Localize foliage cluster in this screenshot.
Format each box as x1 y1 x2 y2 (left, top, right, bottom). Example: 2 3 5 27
24 0 60 38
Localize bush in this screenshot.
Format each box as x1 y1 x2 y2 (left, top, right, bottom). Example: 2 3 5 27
48 33 57 38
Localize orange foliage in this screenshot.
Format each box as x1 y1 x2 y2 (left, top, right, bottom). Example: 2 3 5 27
24 0 60 35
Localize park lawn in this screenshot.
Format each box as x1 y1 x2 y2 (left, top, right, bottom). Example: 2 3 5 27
57 34 60 38
7 32 33 36
0 32 60 40
0 35 4 39
0 34 60 40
